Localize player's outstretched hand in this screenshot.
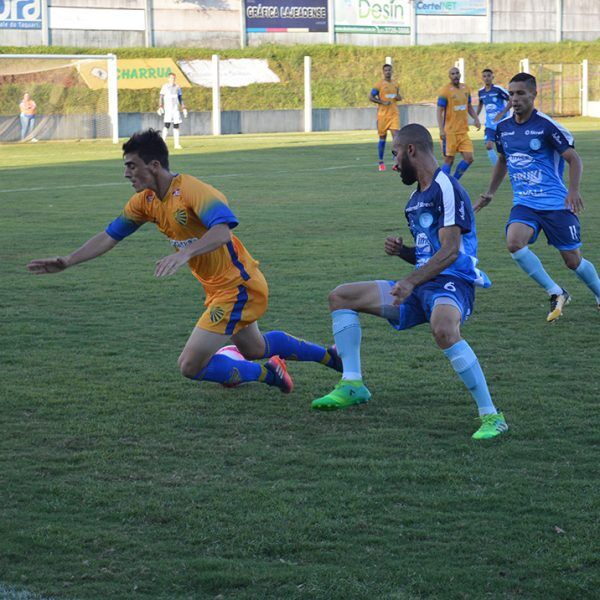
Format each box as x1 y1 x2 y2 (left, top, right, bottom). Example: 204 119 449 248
384 236 404 256
390 279 414 306
473 193 493 213
183 108 188 118
565 191 584 214
155 252 187 277
27 256 69 274
157 107 164 116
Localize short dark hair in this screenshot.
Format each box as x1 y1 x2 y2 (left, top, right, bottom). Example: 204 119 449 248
122 129 169 169
383 63 392 69
482 68 493 75
395 123 434 152
509 72 537 91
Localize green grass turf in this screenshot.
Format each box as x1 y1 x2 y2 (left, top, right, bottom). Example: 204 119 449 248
1 121 599 599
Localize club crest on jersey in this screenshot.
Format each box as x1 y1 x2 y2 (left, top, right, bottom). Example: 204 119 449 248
174 209 188 225
529 138 542 150
210 306 225 323
419 213 434 228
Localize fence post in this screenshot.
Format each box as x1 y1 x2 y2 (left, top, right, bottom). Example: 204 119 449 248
212 54 221 136
556 0 562 43
455 58 465 82
519 58 530 74
386 56 392 66
581 59 589 116
240 0 247 48
107 54 119 144
41 0 49 46
411 1 417 46
328 0 335 44
304 56 312 133
487 0 493 43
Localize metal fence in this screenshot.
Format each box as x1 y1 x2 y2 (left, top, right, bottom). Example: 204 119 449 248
530 63 582 117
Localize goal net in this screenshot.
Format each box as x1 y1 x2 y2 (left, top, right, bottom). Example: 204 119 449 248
0 53 118 143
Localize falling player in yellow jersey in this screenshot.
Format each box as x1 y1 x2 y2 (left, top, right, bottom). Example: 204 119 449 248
437 67 481 180
27 129 341 393
370 63 402 172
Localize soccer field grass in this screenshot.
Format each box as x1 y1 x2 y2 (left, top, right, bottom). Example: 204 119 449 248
1 122 599 599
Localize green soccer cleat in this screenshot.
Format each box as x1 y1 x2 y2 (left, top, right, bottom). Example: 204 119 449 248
472 412 509 440
311 380 371 411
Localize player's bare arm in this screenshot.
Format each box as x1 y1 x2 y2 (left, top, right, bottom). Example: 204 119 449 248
369 91 390 106
154 223 232 278
384 235 416 264
436 105 446 139
562 148 584 214
474 154 508 212
27 231 119 274
493 100 511 123
468 103 481 130
390 226 461 305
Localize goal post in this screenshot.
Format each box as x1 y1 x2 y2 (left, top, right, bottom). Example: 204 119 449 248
0 53 119 143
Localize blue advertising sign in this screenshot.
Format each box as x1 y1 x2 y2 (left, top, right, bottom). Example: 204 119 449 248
245 0 328 33
0 0 42 29
416 1 486 16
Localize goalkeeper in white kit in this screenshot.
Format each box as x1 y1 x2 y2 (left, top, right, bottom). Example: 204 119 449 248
158 72 187 149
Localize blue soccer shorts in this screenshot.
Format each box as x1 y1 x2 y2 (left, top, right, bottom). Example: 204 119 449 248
377 275 475 331
506 204 581 251
484 127 496 142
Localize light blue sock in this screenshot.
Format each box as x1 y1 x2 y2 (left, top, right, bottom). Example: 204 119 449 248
487 148 498 166
511 247 562 295
453 159 471 180
377 139 385 161
441 163 451 175
444 340 497 416
331 309 362 381
574 258 600 302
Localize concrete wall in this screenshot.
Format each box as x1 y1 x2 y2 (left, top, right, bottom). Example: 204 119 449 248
417 15 487 45
0 104 437 141
491 0 557 43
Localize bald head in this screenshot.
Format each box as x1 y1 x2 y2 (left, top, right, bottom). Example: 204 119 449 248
395 124 434 153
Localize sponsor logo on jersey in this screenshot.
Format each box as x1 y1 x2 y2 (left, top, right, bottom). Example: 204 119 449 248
210 306 225 323
406 200 434 213
507 152 534 169
552 132 563 145
525 129 544 135
500 130 515 137
453 104 467 111
174 208 188 225
458 200 466 221
510 169 543 184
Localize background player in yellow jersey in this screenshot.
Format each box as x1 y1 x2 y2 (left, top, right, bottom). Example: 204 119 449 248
27 129 341 393
437 67 481 180
370 64 403 172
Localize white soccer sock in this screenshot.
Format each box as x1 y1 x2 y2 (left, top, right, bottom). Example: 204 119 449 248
161 127 169 140
174 129 181 147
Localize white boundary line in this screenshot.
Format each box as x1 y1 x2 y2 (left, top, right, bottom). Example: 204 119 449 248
0 164 363 194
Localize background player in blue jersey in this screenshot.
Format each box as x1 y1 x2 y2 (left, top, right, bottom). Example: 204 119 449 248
312 124 507 440
476 73 600 321
476 68 510 166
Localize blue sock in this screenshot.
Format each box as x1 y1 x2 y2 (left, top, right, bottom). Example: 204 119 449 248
262 331 332 365
331 309 362 381
194 354 271 386
441 163 451 175
487 148 498 166
444 340 497 416
453 159 471 180
511 247 562 295
378 139 385 161
574 258 600 302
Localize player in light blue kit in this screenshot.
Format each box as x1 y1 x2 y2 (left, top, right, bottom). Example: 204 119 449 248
477 69 510 166
312 124 508 441
476 72 600 322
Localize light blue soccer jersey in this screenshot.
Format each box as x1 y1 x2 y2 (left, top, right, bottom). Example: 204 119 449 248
478 85 509 130
495 109 574 211
405 170 490 287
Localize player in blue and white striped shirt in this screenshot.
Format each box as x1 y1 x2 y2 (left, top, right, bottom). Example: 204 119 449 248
477 69 510 166
476 72 600 322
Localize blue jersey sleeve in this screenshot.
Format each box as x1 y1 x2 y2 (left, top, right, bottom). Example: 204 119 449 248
494 126 504 154
199 199 239 229
497 86 509 101
106 214 143 241
545 120 574 154
437 182 472 234
370 88 379 97
437 96 448 108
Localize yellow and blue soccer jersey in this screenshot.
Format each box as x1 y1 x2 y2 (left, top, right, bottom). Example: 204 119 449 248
106 173 260 290
405 169 490 288
372 79 401 135
437 83 472 134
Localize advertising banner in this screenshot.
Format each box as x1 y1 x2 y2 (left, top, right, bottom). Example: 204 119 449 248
79 59 191 90
334 0 411 35
245 0 328 33
0 0 41 30
49 7 145 31
415 1 486 16
179 59 280 88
